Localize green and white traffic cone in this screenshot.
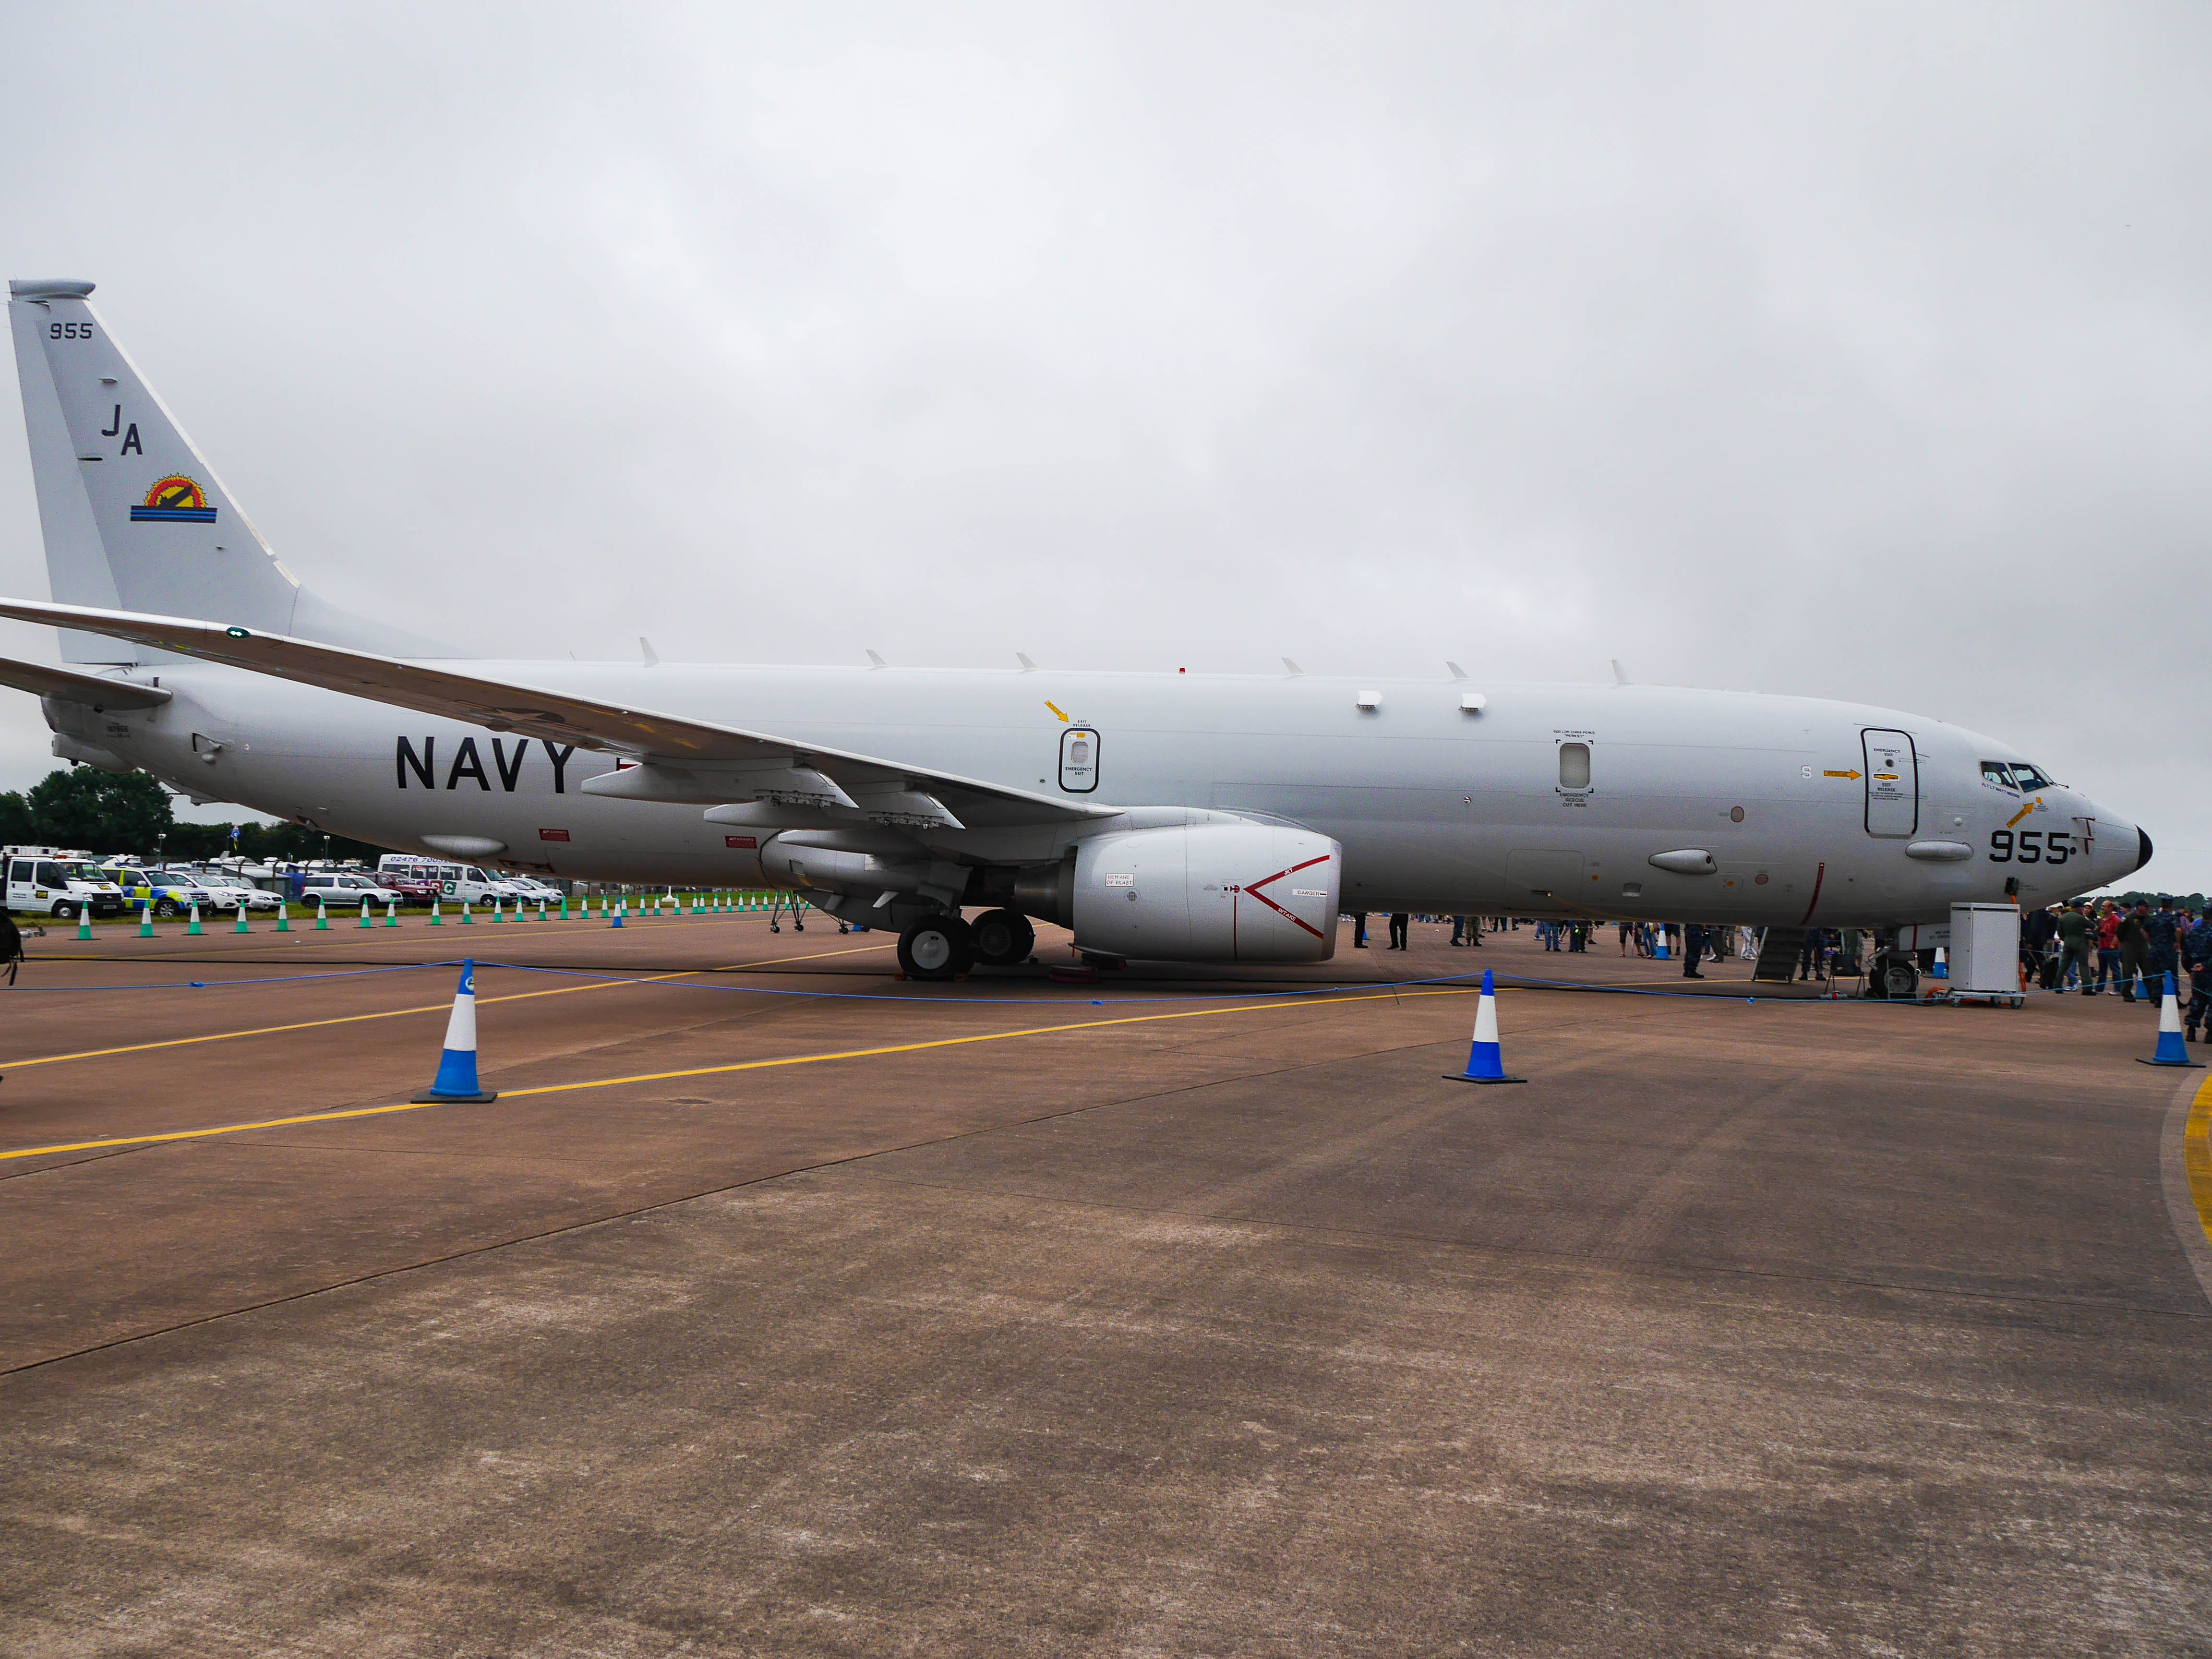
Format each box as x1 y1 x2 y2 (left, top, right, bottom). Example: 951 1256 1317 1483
76 909 92 941
385 900 398 927
235 902 249 934
358 900 372 929
314 899 329 929
275 902 289 932
186 902 203 936
537 901 547 922
559 896 569 920
429 899 442 926
460 901 473 926
137 902 153 938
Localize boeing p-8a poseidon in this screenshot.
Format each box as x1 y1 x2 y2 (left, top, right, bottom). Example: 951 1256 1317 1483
3 280 2149 977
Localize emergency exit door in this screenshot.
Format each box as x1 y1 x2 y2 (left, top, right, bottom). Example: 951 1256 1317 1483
1862 729 1918 837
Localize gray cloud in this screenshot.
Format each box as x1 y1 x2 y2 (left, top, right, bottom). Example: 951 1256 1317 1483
1 2 2206 881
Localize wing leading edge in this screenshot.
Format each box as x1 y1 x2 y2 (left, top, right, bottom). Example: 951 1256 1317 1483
0 598 1116 830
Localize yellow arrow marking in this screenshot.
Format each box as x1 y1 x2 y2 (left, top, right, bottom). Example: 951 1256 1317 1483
2006 796 2042 829
1823 769 1862 780
1044 700 1069 722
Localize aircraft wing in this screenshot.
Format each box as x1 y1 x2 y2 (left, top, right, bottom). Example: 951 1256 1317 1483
0 652 171 709
0 598 1115 829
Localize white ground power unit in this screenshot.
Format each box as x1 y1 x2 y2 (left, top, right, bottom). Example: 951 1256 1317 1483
1943 902 2024 1006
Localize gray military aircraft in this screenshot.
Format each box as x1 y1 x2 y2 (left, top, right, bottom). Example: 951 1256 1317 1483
3 279 2149 978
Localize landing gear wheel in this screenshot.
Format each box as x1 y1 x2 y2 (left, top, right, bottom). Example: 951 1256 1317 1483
898 914 974 981
969 908 1034 967
1880 960 1919 1000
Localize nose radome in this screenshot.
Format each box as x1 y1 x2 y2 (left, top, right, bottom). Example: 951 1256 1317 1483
2136 826 2154 875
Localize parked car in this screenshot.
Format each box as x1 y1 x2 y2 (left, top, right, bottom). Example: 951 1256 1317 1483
364 871 443 905
100 865 215 919
298 871 406 909
167 867 282 912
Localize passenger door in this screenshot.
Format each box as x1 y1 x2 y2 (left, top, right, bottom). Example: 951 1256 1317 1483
1862 729 1918 837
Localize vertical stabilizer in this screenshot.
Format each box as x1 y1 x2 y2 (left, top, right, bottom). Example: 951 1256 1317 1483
8 280 454 661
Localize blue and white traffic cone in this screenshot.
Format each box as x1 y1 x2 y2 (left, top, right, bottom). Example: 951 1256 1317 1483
2137 972 2203 1068
1931 946 1948 980
1446 970 1528 1084
412 959 500 1102
611 899 625 928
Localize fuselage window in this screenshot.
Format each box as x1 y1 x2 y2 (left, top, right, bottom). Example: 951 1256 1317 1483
1558 742 1591 791
1058 726 1100 793
1980 760 2018 791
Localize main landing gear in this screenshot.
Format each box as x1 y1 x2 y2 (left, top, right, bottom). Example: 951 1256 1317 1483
897 914 974 981
896 908 1039 981
969 908 1034 967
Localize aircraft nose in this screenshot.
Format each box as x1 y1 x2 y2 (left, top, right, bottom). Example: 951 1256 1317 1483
2136 826 2154 875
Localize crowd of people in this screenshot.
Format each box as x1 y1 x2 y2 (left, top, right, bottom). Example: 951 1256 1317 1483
1339 900 2212 1026
2028 896 2212 1037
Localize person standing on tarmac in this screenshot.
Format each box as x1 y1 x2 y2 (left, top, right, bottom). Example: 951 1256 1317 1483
2183 906 2212 1042
2055 902 2095 996
1682 922 1708 979
1387 912 1410 950
2093 901 2122 995
2147 896 2184 996
1347 911 1369 949
2117 901 2155 1002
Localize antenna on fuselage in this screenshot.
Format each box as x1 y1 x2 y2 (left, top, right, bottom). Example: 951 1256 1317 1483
639 637 659 667
866 649 887 669
1015 652 1037 671
1445 661 1467 680
1611 659 1630 686
1282 658 1304 676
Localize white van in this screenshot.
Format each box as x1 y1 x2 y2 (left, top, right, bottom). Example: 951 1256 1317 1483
3 847 125 920
378 854 508 906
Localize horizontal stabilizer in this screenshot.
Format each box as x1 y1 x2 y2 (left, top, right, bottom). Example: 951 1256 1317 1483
0 653 169 708
0 598 1116 829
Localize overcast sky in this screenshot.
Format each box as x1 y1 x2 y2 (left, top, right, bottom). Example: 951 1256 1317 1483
1 3 2207 886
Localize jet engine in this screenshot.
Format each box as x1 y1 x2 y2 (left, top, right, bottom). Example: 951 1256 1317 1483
1065 823 1342 963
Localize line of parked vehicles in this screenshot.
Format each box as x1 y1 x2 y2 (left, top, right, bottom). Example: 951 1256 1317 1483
0 846 566 921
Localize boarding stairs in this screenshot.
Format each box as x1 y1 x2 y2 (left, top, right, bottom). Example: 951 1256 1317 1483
1750 926 1806 985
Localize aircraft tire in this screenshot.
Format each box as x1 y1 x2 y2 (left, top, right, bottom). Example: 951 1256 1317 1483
969 908 1034 967
898 914 974 981
1880 959 1919 1000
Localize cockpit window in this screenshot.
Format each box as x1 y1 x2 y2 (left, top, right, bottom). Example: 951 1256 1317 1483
1980 760 2018 791
2011 762 2054 791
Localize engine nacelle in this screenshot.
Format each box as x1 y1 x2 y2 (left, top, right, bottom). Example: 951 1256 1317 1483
1071 823 1341 963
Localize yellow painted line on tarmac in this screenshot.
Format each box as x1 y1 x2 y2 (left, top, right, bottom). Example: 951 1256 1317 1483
0 985 1477 1163
0 942 893 1071
40 910 780 956
2184 1074 2212 1250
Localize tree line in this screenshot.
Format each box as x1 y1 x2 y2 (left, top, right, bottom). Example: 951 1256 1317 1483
0 768 387 864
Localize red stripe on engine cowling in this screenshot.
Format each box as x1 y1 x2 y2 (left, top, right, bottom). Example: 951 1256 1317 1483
1239 852 1333 941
